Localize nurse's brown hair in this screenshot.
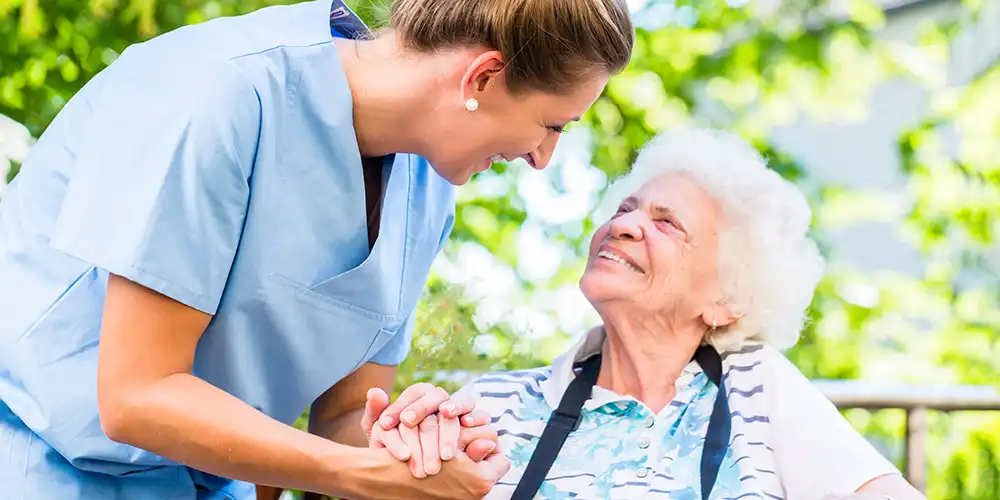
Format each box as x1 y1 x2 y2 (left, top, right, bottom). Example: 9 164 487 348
388 0 634 95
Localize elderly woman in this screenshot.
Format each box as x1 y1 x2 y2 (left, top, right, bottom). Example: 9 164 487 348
375 128 926 499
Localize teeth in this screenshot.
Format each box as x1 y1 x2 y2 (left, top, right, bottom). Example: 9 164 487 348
598 250 641 273
489 154 505 163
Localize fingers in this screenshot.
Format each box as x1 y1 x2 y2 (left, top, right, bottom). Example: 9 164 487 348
379 383 449 429
419 414 441 475
362 388 391 440
399 419 425 478
458 424 499 450
400 386 451 428
459 409 491 428
479 451 513 481
466 438 498 462
377 427 411 462
378 384 427 429
438 415 459 461
439 392 476 419
368 425 385 450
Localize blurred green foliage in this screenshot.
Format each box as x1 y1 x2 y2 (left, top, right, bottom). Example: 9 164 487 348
2 0 998 498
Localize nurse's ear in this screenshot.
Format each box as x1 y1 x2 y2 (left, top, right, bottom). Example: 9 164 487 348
460 50 507 102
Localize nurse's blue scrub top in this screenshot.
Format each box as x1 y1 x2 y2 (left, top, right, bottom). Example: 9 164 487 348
0 1 455 498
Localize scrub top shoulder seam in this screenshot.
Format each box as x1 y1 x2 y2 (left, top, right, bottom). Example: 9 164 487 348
225 39 335 64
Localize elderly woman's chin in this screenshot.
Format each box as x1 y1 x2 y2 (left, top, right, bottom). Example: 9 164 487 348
578 262 633 305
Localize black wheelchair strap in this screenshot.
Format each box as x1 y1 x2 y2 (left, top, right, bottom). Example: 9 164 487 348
509 354 601 500
695 344 732 500
510 345 729 500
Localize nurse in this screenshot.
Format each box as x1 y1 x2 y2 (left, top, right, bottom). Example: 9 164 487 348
0 0 634 499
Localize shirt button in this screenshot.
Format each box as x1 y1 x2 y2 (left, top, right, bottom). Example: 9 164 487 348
636 467 649 478
644 416 655 428
638 437 650 449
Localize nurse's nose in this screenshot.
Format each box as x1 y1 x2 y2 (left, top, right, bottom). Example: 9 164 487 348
523 132 561 171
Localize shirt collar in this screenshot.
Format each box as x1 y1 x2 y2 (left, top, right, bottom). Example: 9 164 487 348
540 325 705 412
329 0 371 39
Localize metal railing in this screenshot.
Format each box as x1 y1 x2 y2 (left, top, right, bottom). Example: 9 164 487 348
815 381 1000 493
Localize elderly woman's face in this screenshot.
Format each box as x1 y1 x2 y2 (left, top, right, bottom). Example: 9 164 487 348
580 173 724 314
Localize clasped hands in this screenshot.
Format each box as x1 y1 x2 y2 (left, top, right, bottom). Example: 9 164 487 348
361 383 506 479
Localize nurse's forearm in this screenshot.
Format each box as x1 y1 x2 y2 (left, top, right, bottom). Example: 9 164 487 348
254 407 368 500
102 372 376 496
309 406 368 447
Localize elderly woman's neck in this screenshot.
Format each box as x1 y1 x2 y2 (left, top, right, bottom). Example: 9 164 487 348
597 318 705 414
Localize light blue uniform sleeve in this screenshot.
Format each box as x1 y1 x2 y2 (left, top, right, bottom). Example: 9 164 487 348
369 312 417 366
368 204 455 366
50 60 260 315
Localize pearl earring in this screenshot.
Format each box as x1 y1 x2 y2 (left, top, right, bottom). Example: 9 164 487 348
464 98 479 112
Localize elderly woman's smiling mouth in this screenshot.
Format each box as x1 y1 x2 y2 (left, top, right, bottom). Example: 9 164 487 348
595 246 645 274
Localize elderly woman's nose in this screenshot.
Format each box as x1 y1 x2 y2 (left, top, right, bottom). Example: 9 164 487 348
609 214 644 240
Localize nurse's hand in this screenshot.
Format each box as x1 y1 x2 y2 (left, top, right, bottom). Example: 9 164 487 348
363 387 498 477
361 447 510 500
374 382 473 429
369 412 500 478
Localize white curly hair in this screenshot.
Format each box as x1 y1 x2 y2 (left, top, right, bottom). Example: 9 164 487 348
596 127 826 350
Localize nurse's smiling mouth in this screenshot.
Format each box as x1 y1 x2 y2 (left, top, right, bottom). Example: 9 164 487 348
478 154 505 172
479 153 536 172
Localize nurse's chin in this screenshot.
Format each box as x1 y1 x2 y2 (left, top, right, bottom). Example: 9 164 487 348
451 164 492 186
438 169 475 186
427 156 494 185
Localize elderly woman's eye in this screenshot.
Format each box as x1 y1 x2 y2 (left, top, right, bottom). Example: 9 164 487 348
657 219 679 230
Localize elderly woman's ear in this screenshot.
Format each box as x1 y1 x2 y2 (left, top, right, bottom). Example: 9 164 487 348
702 299 742 331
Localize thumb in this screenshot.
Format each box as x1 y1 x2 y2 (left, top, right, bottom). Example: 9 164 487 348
361 388 391 436
480 451 512 481
466 438 497 462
